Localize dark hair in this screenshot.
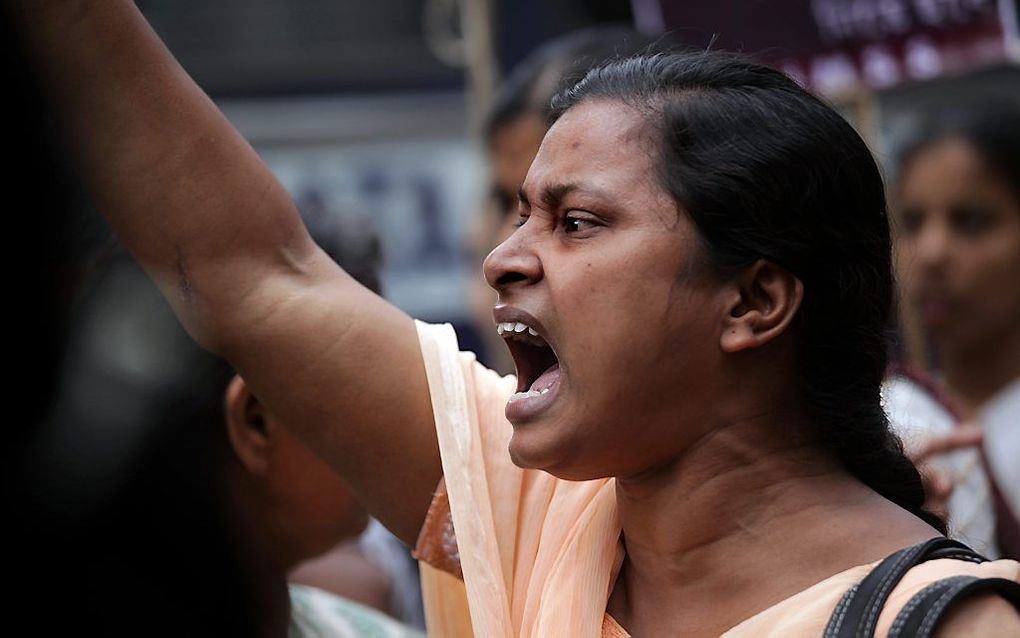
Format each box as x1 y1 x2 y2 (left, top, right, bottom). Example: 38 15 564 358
551 51 946 533
483 27 667 143
898 101 1020 202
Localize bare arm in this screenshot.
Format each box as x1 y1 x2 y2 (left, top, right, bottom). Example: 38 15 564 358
9 0 441 544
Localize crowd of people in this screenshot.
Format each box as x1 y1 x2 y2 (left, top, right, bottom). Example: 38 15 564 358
9 1 1019 636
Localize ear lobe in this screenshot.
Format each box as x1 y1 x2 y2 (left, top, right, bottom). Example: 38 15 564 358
720 259 803 354
224 374 272 475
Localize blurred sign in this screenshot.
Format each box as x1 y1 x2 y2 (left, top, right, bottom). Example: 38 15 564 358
647 0 1019 96
259 136 484 321
139 0 463 97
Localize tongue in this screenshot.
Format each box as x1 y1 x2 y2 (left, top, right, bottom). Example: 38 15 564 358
529 364 561 392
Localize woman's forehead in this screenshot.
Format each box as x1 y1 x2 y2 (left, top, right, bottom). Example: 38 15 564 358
523 101 656 203
541 99 647 157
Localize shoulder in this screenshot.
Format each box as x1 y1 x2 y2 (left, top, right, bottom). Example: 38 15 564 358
879 558 1020 637
934 593 1020 637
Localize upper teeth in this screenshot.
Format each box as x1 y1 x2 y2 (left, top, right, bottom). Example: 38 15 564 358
496 322 539 337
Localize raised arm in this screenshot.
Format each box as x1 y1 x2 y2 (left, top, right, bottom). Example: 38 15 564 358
9 0 441 545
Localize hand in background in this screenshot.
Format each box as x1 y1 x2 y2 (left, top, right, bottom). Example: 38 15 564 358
910 422 983 520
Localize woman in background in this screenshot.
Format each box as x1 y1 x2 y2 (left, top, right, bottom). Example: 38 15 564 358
38 210 420 637
888 103 1020 559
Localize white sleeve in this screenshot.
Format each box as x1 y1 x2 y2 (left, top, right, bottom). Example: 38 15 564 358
981 377 1020 519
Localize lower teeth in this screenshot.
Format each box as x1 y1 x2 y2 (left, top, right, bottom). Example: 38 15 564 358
508 387 550 403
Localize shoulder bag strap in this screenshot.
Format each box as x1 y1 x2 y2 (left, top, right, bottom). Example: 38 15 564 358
887 575 1020 638
823 537 985 638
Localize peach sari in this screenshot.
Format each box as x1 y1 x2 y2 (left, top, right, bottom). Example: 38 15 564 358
412 322 1020 637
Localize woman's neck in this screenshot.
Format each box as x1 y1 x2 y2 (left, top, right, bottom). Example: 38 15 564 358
607 413 936 638
940 324 1020 418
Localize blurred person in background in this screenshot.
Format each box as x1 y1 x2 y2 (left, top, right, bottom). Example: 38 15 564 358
13 3 1020 636
225 362 422 638
470 27 663 371
33 191 419 636
7 9 262 633
58 211 422 632
886 102 1020 560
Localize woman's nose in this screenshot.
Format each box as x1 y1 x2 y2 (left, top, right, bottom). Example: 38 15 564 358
483 224 544 293
915 218 951 269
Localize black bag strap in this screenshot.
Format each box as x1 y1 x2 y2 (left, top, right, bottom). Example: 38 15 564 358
823 537 987 638
887 575 1020 638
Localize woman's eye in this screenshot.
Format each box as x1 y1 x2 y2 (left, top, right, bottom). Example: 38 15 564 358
897 208 924 236
950 205 996 236
513 214 528 229
562 214 597 234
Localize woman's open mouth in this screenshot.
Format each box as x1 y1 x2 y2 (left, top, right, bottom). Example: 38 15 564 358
495 319 562 421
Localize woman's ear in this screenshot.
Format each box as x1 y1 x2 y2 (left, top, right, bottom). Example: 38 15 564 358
720 259 803 353
224 374 271 475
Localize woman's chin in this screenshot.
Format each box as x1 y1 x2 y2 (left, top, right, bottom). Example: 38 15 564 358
508 427 568 471
507 432 550 470
507 431 605 481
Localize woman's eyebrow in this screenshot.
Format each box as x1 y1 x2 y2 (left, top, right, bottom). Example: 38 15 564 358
518 182 618 210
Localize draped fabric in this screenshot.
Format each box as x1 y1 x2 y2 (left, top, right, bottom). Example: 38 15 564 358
413 321 620 638
412 322 1020 637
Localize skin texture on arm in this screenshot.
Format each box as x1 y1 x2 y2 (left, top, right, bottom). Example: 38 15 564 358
8 0 440 545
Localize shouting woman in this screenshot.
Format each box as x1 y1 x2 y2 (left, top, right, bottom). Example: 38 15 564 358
10 2 1019 636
